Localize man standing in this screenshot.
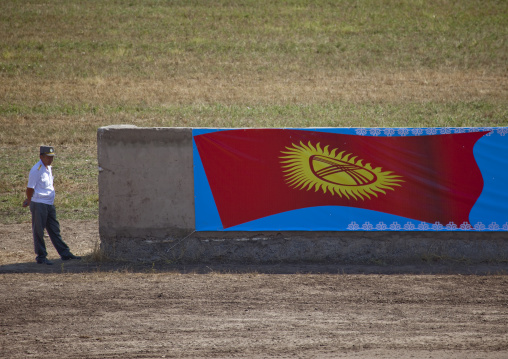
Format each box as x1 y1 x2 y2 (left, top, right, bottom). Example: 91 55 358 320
23 146 81 265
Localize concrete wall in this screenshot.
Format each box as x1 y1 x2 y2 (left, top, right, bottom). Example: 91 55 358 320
98 126 194 239
97 126 508 264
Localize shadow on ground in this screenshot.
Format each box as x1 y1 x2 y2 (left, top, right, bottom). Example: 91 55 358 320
1 257 507 275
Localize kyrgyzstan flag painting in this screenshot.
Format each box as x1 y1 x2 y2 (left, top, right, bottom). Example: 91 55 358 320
193 128 508 231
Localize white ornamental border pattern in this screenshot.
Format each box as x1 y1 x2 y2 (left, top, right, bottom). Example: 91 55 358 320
354 127 508 137
347 221 508 231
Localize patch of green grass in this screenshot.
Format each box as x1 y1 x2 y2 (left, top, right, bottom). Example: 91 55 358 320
1 100 506 130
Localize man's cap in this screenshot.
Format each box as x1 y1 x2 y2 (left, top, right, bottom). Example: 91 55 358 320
40 146 55 156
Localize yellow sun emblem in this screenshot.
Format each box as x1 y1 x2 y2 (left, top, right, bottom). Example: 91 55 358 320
280 141 404 200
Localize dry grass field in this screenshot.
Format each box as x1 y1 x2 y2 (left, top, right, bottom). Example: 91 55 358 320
1 0 507 357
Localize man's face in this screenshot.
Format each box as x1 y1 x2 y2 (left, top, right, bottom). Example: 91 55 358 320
40 154 54 167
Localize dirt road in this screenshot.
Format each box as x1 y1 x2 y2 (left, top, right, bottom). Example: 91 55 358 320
1 220 507 358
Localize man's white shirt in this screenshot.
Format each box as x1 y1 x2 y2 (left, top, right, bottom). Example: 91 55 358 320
27 160 55 205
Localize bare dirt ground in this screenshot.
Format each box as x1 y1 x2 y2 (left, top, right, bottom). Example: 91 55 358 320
1 220 507 359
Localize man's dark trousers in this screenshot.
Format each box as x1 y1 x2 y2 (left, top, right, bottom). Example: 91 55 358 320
30 202 71 260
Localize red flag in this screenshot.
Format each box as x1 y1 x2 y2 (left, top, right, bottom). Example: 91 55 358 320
194 129 487 229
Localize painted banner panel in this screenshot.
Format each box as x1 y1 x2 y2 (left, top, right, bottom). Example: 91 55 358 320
193 128 508 231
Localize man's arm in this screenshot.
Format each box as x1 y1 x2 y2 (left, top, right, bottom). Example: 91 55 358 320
23 188 34 207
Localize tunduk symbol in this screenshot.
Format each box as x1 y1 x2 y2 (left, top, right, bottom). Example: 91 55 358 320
280 141 403 200
309 155 378 187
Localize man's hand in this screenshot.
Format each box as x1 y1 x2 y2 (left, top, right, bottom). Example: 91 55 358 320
24 188 34 207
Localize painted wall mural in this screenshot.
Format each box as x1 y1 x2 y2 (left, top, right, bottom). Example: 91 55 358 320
193 128 508 231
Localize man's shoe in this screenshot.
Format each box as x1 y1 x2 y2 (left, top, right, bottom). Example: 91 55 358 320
36 258 53 265
61 253 81 261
